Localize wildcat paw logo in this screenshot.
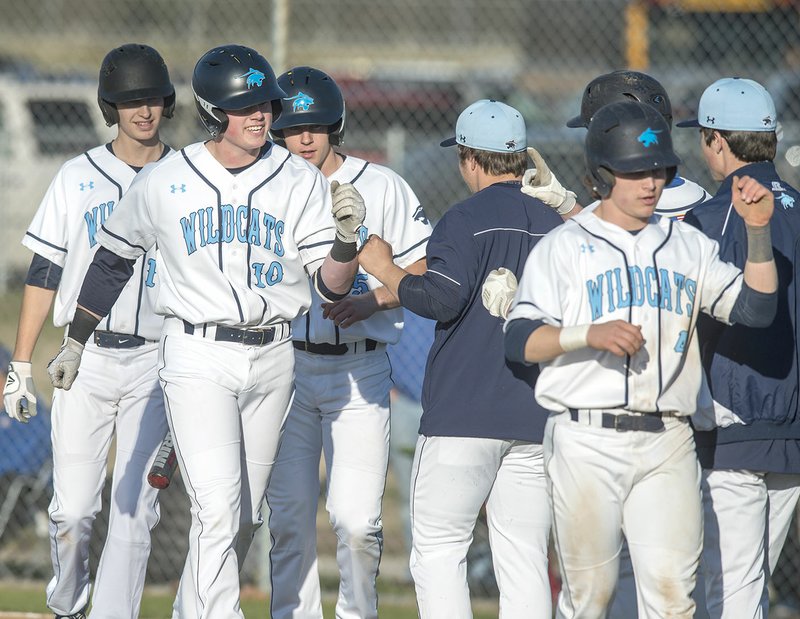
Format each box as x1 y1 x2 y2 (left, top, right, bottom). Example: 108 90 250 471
285 92 315 113
779 192 795 210
637 128 662 148
413 205 429 225
239 68 266 89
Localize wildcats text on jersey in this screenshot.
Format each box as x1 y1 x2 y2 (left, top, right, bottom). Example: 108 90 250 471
586 265 696 320
84 201 116 247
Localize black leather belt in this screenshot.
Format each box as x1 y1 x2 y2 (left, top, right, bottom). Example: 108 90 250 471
568 408 666 433
182 320 282 347
214 326 279 346
94 331 148 349
293 339 379 355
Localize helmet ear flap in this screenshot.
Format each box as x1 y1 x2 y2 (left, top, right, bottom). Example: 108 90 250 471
164 92 176 119
588 166 615 199
98 96 118 127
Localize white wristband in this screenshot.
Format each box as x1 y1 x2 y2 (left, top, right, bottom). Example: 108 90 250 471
559 324 590 352
555 191 578 215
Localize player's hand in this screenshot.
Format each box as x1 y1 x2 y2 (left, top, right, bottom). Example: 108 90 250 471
47 337 85 390
331 181 366 243
3 361 38 423
322 294 380 328
731 175 774 227
521 147 577 216
358 234 394 275
586 321 644 357
481 268 517 320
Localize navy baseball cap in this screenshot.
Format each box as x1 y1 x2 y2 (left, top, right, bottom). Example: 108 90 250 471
676 77 777 132
440 99 527 153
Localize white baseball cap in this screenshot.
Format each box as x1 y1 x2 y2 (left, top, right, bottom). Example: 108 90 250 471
440 99 527 153
677 77 777 132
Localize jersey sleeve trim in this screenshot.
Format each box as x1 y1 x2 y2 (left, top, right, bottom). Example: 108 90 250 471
427 269 461 286
99 225 150 254
473 227 550 238
709 274 743 317
24 232 66 254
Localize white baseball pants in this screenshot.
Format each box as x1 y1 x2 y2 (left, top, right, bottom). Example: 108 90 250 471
46 341 167 619
544 412 702 619
700 468 800 618
159 328 294 619
410 435 552 619
267 348 391 619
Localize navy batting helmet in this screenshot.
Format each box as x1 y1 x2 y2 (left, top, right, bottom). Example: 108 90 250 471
568 70 672 129
585 101 681 199
97 43 175 127
191 44 286 139
270 66 346 146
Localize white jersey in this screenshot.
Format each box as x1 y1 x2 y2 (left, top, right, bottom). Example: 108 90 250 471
96 141 335 327
293 155 431 345
507 206 744 416
23 144 163 339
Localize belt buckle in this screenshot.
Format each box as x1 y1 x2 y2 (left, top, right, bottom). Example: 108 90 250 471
614 414 632 432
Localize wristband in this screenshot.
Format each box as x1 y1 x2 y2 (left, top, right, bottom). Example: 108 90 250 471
330 237 357 262
555 192 578 215
559 324 590 352
67 307 102 346
745 223 773 264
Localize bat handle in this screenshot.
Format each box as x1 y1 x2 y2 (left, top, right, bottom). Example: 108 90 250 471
147 432 178 490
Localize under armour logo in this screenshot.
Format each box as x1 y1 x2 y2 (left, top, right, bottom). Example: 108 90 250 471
170 184 186 194
706 116 715 125
413 205 429 225
772 181 786 192
580 243 595 253
79 181 94 191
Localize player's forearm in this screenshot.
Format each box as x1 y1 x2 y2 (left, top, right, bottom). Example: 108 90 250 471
522 324 567 363
11 284 56 361
318 254 360 296
372 258 426 310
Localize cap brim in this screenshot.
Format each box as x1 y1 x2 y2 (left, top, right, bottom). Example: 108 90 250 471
440 136 457 148
676 119 701 128
565 115 586 128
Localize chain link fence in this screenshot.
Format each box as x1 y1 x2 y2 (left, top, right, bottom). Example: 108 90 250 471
1 0 799 613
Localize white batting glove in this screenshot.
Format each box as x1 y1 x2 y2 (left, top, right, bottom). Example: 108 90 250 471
47 338 85 391
3 361 38 423
482 268 518 320
521 147 577 215
330 181 366 243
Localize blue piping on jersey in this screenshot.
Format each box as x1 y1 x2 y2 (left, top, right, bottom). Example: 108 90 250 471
473 227 550 238
427 269 461 286
394 236 429 261
24 231 67 254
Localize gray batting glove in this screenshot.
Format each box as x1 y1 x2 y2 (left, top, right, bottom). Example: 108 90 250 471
331 181 366 243
47 337 85 391
521 147 577 215
3 361 38 423
482 268 518 320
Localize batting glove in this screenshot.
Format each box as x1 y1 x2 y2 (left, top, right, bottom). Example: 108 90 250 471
47 337 85 391
482 268 518 320
331 181 366 243
521 147 577 215
3 361 38 423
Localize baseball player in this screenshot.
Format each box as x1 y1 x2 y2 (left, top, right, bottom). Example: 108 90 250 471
1 44 174 619
45 46 364 619
358 99 563 619
264 66 431 619
505 100 778 618
678 78 800 617
556 69 714 619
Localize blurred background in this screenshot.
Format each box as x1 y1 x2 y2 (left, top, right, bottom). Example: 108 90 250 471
1 0 800 614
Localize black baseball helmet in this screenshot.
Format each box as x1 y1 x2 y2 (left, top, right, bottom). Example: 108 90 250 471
97 43 175 127
270 66 346 146
585 101 681 199
568 70 672 129
191 44 286 138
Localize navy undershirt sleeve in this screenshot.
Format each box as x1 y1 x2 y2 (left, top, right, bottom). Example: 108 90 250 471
729 281 777 328
504 318 547 365
397 273 462 323
25 254 63 290
76 247 136 318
